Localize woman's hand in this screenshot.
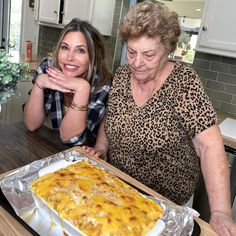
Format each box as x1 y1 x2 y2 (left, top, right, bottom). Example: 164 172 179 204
35 73 71 93
82 146 107 160
81 119 109 160
46 67 90 93
210 211 236 236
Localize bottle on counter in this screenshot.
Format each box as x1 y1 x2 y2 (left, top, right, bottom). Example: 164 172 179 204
25 41 32 62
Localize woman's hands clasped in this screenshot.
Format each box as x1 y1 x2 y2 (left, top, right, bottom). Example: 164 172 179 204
36 67 90 94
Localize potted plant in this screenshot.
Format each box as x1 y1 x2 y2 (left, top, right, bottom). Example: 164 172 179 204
0 49 29 112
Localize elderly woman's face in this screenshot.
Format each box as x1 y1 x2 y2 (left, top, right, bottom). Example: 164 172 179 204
58 31 90 78
126 35 167 82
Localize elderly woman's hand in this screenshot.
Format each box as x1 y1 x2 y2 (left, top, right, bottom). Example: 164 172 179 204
210 211 236 236
82 146 107 161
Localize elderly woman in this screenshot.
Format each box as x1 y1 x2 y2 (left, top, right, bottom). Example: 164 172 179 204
24 18 111 146
84 1 236 235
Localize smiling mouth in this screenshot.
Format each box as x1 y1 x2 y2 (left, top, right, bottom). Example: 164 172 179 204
63 64 79 73
64 64 78 69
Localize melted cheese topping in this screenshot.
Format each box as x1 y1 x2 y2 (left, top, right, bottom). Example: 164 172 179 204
31 160 163 236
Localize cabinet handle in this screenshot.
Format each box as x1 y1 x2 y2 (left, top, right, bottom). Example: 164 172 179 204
202 26 207 31
54 10 58 14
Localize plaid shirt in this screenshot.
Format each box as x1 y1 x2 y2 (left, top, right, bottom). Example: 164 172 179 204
33 57 111 146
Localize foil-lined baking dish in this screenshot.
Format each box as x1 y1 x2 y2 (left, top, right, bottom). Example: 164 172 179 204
0 149 199 235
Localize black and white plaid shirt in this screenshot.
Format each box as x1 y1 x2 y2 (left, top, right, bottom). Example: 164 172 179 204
32 57 111 146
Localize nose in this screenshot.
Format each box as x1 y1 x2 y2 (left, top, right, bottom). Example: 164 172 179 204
67 50 74 61
133 54 144 67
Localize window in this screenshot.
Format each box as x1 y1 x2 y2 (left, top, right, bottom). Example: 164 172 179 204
9 0 23 62
169 16 201 64
157 0 204 64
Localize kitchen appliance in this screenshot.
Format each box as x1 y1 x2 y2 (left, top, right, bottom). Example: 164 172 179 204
219 117 236 140
219 118 236 222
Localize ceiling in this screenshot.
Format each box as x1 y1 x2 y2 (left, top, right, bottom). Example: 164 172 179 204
157 1 205 19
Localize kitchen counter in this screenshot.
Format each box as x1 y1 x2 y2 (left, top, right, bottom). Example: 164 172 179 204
19 55 44 81
0 122 68 174
0 122 69 235
217 110 236 150
19 55 44 72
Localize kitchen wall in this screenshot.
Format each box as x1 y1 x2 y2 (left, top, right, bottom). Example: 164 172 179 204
192 52 236 115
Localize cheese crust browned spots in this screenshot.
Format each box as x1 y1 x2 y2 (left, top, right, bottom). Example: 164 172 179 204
31 160 163 236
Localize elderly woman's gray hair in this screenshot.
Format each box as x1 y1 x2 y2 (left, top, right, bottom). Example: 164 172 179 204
119 1 181 54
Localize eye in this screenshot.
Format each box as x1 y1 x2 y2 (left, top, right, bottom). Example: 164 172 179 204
60 45 68 50
143 53 155 60
127 49 136 58
77 48 86 54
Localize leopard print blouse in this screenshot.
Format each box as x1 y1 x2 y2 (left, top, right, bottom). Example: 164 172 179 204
105 62 218 205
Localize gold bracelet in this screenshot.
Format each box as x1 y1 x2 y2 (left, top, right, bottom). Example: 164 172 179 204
34 80 43 90
70 102 88 111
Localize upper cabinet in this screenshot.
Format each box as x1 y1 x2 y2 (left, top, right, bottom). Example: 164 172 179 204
62 0 93 25
90 0 116 36
38 0 61 24
36 0 115 36
195 0 236 58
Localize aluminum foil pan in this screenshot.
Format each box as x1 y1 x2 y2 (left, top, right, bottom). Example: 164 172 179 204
0 150 199 235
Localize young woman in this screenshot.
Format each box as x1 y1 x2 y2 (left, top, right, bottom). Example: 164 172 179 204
24 18 112 146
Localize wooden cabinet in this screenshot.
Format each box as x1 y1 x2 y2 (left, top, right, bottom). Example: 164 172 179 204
37 0 115 36
0 80 32 124
195 0 236 58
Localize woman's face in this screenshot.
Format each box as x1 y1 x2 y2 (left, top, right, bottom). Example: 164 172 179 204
58 31 90 78
126 35 167 82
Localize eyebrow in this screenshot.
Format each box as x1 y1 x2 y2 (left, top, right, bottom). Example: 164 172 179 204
61 42 87 49
127 46 155 54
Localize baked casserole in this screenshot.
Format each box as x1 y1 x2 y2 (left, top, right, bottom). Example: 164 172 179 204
31 160 164 235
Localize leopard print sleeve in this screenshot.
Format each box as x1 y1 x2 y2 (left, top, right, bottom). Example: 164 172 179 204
172 63 218 139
